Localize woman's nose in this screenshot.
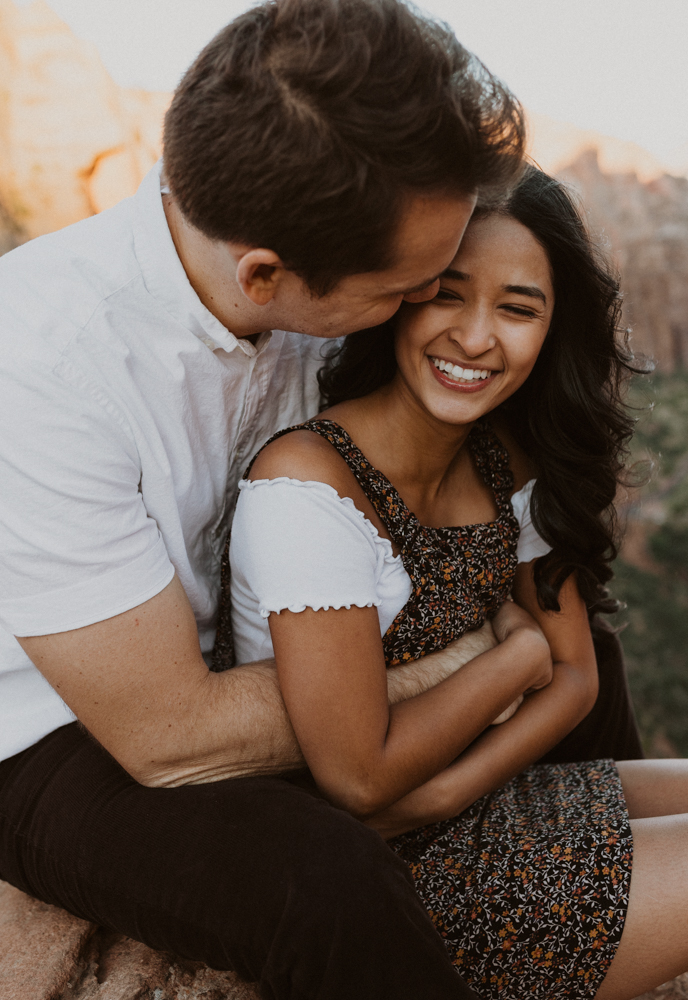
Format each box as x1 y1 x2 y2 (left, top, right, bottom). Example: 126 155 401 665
448 306 496 355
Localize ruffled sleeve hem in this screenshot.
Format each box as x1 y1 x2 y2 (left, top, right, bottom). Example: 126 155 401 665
259 599 382 618
230 476 399 631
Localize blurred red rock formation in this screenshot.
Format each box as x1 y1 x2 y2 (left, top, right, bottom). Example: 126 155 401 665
0 0 169 240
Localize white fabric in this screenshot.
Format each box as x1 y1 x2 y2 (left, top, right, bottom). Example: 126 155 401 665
512 479 552 563
230 476 551 665
0 162 328 761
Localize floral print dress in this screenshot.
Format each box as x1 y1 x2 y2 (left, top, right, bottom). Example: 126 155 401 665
215 417 633 1000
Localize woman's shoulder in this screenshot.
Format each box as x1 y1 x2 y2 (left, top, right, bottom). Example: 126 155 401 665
487 415 537 493
248 426 362 502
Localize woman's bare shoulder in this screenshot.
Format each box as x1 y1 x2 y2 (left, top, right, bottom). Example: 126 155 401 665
248 429 360 500
488 415 537 492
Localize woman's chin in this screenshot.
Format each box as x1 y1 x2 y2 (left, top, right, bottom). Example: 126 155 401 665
422 384 504 426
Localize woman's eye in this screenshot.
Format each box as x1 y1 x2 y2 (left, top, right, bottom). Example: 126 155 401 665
502 304 536 318
434 288 462 302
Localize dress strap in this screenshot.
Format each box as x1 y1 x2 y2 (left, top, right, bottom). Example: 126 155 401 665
244 419 419 551
467 419 515 512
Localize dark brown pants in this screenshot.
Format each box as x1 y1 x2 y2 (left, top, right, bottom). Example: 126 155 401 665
0 623 640 1000
0 723 477 1000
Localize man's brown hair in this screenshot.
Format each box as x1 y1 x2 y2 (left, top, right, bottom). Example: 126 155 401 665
164 0 525 294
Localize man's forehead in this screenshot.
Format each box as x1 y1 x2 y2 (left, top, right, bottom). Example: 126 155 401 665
383 192 477 284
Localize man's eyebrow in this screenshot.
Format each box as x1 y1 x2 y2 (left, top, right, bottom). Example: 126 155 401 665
503 283 547 304
441 268 469 282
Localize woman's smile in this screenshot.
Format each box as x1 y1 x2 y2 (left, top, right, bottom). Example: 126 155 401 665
428 355 499 391
394 213 555 426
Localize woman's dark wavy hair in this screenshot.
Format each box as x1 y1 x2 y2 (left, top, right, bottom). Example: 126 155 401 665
318 164 649 615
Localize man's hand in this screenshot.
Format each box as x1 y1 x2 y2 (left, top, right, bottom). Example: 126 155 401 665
386 621 497 704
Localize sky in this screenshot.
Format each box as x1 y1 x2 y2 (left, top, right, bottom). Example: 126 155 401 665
15 0 688 164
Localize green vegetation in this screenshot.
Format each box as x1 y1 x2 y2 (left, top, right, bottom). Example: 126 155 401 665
609 372 688 756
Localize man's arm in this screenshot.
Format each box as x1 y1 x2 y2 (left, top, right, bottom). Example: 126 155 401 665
18 576 497 787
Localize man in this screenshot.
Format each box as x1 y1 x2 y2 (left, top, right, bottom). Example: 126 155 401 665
0 1 524 996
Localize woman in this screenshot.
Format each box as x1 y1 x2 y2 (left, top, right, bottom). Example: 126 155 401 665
223 167 688 1000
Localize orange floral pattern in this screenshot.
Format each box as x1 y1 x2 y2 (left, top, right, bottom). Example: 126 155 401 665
283 417 519 666
391 761 632 999
214 419 633 1000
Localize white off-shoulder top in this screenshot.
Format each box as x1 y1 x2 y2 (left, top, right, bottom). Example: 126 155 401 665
229 477 551 665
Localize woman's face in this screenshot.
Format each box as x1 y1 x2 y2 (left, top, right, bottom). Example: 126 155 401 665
393 213 555 427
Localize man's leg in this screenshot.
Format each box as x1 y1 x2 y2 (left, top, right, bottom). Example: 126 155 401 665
0 723 475 1000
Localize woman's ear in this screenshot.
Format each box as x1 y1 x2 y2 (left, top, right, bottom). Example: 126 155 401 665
236 248 287 306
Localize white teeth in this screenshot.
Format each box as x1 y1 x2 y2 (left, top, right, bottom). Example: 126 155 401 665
431 357 493 383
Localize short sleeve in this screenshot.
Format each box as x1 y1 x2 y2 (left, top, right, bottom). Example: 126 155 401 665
511 479 552 564
0 358 174 636
230 478 385 617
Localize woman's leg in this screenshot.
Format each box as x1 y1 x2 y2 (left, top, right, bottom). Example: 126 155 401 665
595 812 688 1000
596 762 688 999
617 759 688 818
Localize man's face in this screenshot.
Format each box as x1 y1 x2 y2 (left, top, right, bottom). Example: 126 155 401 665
279 191 477 339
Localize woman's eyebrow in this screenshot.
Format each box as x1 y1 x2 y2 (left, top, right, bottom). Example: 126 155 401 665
503 283 547 303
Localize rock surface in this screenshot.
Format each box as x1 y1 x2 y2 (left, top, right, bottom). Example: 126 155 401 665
558 149 688 370
0 0 168 241
0 880 259 1000
2 878 687 1000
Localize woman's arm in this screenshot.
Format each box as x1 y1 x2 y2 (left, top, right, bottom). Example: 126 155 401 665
269 598 551 818
365 567 598 838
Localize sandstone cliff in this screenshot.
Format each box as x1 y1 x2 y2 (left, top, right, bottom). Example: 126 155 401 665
0 0 168 241
558 150 688 370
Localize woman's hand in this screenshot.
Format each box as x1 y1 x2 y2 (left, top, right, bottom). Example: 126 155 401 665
491 599 553 692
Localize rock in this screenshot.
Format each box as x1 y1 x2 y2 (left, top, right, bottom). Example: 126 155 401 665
0 196 22 256
2 878 688 1000
0 880 259 1000
0 881 93 999
528 111 677 185
0 0 169 240
636 974 688 1000
557 149 688 370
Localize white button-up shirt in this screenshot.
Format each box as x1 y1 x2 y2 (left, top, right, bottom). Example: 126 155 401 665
0 163 329 760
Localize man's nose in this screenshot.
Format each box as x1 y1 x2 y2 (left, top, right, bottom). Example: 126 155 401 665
403 278 440 304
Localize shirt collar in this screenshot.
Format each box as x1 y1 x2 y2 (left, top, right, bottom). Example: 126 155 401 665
131 161 269 358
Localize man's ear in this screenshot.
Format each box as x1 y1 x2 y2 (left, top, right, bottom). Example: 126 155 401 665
236 248 286 306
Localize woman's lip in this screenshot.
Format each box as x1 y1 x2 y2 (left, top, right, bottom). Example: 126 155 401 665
427 357 499 392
